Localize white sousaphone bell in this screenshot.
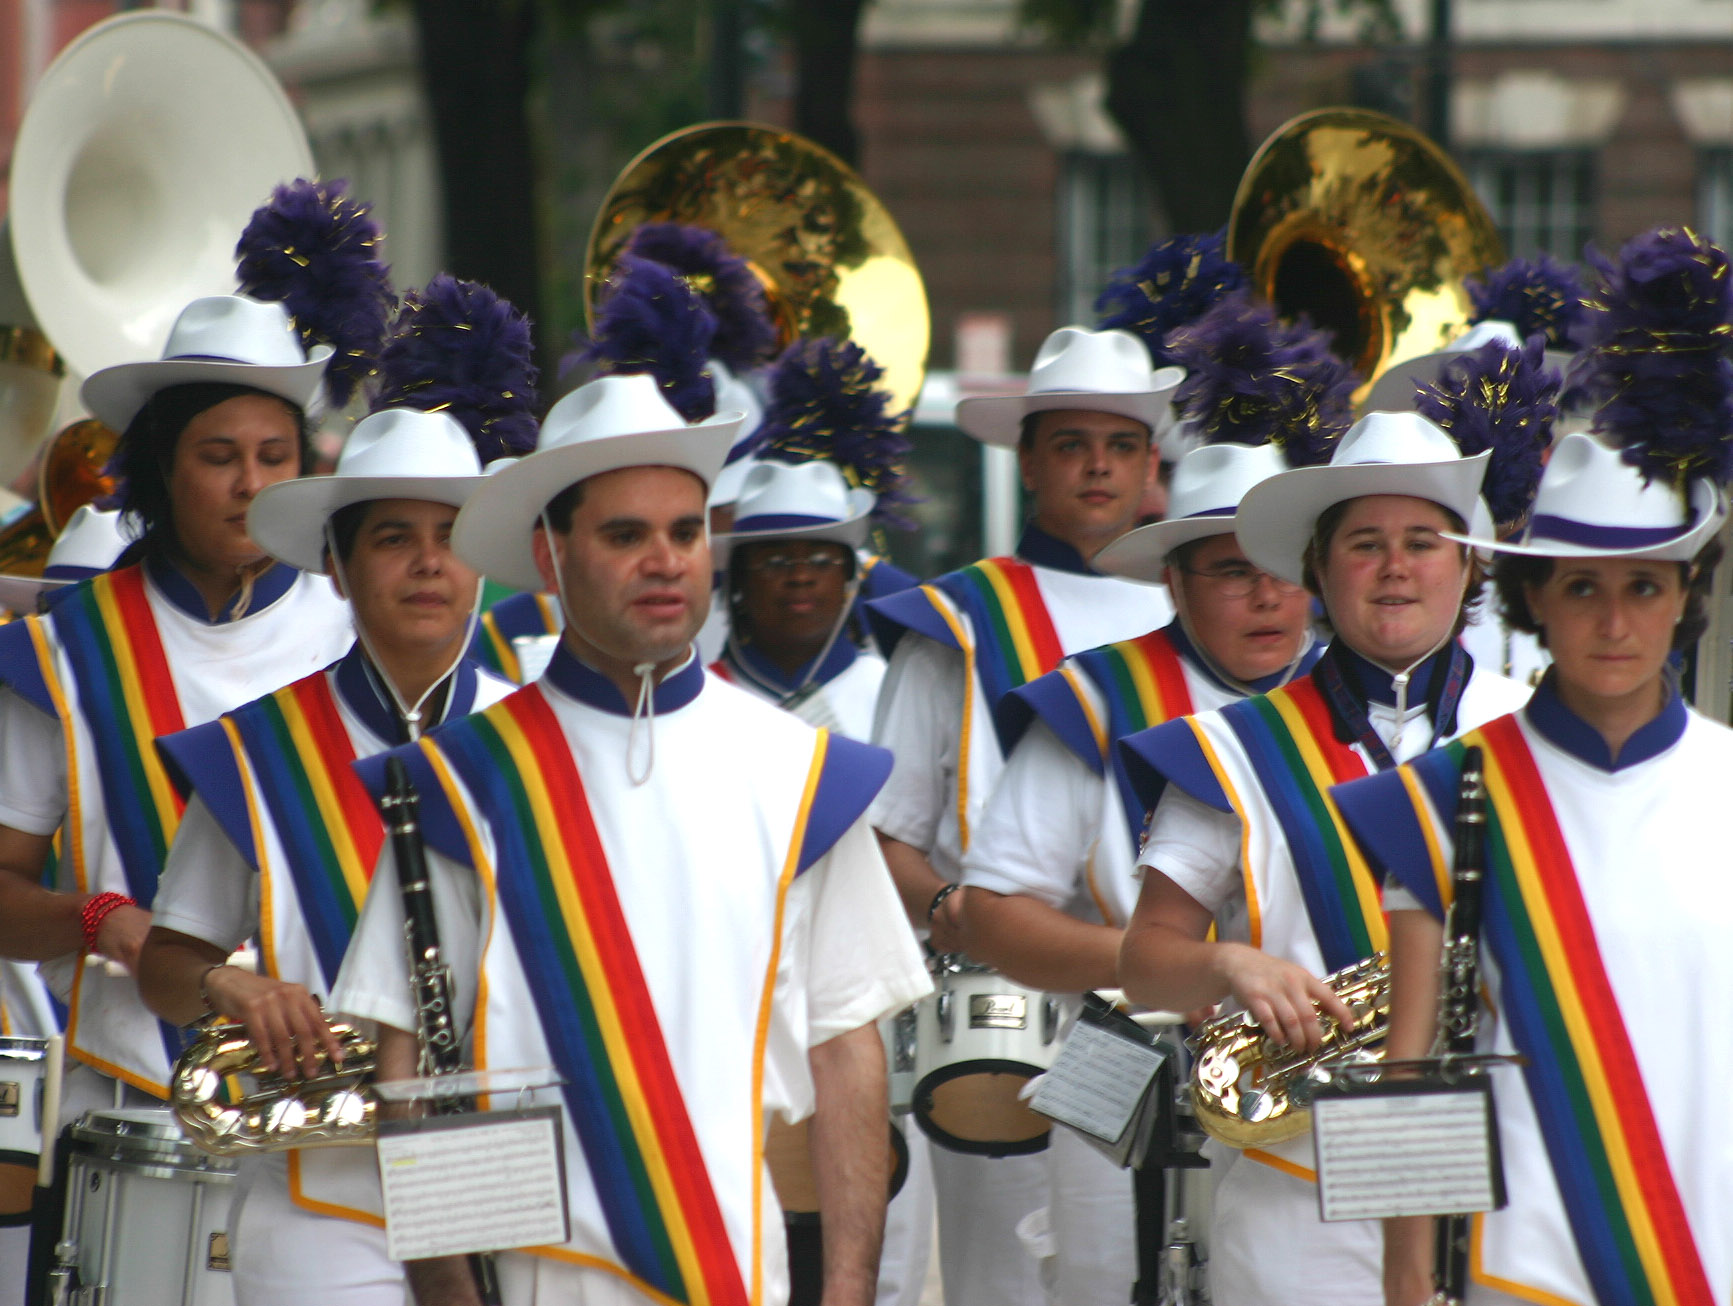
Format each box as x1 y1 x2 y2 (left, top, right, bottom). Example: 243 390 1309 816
0 9 313 562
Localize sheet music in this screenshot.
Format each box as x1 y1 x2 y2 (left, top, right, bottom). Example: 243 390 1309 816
1030 1017 1167 1147
1313 1085 1501 1221
379 1108 568 1260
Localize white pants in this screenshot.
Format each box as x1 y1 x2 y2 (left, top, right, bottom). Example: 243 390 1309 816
929 1144 1050 1306
1207 1151 1380 1306
228 1152 409 1306
0 1224 27 1306
876 1118 933 1306
1045 1126 1136 1305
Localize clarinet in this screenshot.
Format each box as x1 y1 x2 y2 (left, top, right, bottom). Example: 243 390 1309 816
383 756 504 1306
1431 745 1487 1306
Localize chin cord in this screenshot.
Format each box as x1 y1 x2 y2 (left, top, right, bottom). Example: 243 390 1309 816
1383 568 1473 756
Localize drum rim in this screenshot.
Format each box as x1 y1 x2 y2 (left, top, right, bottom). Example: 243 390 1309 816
912 1058 1053 1157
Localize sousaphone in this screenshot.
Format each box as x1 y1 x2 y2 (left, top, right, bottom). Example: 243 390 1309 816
585 122 930 414
1227 108 1506 405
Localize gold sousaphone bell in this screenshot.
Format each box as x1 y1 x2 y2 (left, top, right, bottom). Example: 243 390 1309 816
1228 108 1506 405
585 122 929 415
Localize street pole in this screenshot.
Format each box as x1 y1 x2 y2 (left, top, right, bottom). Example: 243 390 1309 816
709 0 744 120
1427 0 1453 147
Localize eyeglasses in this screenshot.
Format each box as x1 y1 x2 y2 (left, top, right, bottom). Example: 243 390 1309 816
743 549 851 574
1178 564 1303 599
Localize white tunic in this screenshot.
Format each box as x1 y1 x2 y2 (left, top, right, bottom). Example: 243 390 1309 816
1337 688 1733 1306
0 561 352 1094
330 647 930 1306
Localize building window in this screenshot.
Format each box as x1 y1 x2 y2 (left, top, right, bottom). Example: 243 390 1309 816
1702 149 1733 251
1056 152 1160 326
1464 151 1597 259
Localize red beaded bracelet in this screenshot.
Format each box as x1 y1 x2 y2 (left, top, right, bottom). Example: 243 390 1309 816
80 891 135 953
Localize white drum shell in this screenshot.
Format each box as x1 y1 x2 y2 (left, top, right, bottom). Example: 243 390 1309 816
60 1108 236 1306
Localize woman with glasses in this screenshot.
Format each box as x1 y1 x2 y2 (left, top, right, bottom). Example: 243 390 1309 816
1115 409 1535 1305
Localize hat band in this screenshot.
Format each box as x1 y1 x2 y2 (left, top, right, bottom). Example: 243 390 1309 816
1527 513 1693 549
733 512 846 533
1182 506 1236 521
723 430 768 467
43 563 101 581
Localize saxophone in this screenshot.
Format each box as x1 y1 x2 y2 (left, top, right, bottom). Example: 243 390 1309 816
1188 953 1390 1148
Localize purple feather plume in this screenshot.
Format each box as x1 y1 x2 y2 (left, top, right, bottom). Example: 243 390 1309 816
235 178 396 407
1467 255 1590 351
372 275 539 463
623 223 778 373
1565 227 1733 487
757 338 916 529
1096 230 1248 368
578 255 718 422
1415 337 1558 529
1164 294 1355 467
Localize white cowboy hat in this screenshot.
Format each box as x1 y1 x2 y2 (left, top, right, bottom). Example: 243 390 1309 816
0 504 130 613
1442 431 1726 562
706 359 767 507
1360 320 1578 416
247 407 490 573
1235 410 1491 586
954 327 1183 448
81 295 333 433
1094 442 1292 583
713 460 875 570
453 372 745 593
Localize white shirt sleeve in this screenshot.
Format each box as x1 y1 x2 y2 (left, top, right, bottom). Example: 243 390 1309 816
1136 786 1244 916
150 795 259 951
330 842 482 1038
795 817 932 1046
0 686 66 837
868 635 963 853
960 720 1100 911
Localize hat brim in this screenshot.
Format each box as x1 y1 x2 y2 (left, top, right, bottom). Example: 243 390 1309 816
454 417 743 593
1235 452 1492 586
1093 515 1235 583
954 368 1183 448
0 573 68 613
249 474 490 574
81 348 334 433
1442 479 1727 562
714 504 874 571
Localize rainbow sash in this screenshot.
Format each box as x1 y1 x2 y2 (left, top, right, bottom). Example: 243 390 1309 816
474 592 559 683
1068 631 1194 848
426 689 749 1306
933 557 1064 745
1208 676 1384 972
222 673 382 988
1416 722 1713 1306
42 568 187 901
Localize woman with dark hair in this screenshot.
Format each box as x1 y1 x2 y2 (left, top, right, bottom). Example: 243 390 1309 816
0 293 354 1123
1334 227 1733 1306
1114 409 1533 1305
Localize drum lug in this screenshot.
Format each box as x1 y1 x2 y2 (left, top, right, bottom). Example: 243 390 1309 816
937 990 954 1043
1041 996 1060 1045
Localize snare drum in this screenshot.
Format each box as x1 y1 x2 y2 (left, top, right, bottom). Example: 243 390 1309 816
912 961 1061 1156
0 1038 47 1224
50 1109 237 1306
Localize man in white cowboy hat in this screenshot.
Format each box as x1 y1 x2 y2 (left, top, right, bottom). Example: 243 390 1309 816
133 276 533 1306
710 459 884 737
1116 411 1532 1305
863 324 1177 1306
0 291 354 1129
954 438 1320 1305
327 372 930 1306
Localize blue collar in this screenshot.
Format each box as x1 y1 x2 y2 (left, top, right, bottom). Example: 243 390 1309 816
1523 669 1687 772
1328 641 1441 706
542 638 706 716
725 633 858 698
1164 620 1321 697
334 641 481 746
1015 523 1096 575
145 555 299 624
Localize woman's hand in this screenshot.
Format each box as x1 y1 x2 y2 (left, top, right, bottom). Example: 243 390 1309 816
1216 945 1358 1052
202 966 345 1079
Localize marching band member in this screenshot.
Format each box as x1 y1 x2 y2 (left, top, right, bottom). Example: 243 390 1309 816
956 295 1349 1303
866 325 1176 1306
1333 227 1733 1306
330 372 930 1306
1117 405 1535 1305
134 276 533 1306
